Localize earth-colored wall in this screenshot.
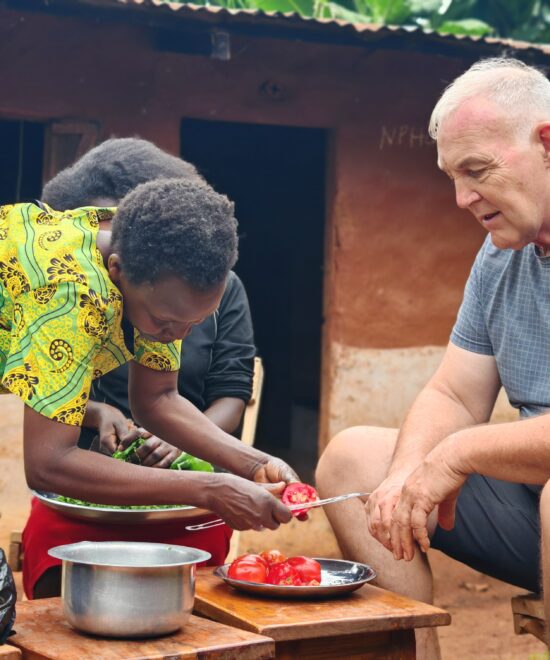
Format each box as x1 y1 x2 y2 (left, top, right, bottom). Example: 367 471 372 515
0 7 504 474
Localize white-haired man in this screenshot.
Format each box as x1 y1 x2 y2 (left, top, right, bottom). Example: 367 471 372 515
317 57 550 658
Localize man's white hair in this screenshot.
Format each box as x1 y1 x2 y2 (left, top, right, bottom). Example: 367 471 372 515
429 58 550 140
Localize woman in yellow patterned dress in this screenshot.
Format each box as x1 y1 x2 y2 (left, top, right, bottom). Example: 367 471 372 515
0 178 296 531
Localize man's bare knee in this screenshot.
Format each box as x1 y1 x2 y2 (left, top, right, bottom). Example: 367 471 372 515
316 425 397 495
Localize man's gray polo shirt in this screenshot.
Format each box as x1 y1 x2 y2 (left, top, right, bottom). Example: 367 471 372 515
451 234 550 420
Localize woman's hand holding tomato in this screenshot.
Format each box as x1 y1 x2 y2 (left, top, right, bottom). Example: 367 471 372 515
282 482 319 519
252 455 301 486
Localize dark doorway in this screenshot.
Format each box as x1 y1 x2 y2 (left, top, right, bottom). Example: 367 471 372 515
0 120 45 205
181 119 326 479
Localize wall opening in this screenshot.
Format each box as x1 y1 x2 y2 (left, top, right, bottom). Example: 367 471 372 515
0 120 45 204
181 119 326 480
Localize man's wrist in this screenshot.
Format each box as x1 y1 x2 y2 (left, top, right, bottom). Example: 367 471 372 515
438 431 474 477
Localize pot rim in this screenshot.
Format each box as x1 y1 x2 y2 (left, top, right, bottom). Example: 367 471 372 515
48 541 211 568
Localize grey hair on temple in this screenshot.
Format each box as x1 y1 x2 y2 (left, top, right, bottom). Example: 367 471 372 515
429 57 550 140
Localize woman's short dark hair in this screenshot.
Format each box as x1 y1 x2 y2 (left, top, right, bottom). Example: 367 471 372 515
41 137 204 209
111 178 238 290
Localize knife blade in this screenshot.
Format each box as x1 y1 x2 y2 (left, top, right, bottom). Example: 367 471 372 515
288 491 370 511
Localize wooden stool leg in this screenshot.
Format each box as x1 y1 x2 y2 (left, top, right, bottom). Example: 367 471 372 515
0 645 22 659
8 531 22 572
511 593 547 644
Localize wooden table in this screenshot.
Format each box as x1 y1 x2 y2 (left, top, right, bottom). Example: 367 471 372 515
9 598 274 659
194 568 451 659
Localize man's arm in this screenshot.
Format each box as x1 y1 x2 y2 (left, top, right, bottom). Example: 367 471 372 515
392 410 550 561
450 413 550 484
367 342 501 553
23 405 292 530
389 342 501 476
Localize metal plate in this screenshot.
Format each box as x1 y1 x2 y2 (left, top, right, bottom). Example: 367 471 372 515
33 491 212 525
214 558 376 598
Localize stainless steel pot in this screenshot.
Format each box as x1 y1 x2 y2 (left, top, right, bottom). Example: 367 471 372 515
48 541 210 638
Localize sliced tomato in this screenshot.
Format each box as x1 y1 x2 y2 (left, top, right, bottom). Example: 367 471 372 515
282 482 318 517
266 561 303 586
259 549 286 566
227 558 267 583
235 553 268 567
286 556 322 584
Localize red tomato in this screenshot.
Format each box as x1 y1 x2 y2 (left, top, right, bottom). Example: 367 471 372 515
259 550 286 566
286 556 322 585
282 482 318 517
235 553 268 567
266 561 303 586
228 559 267 583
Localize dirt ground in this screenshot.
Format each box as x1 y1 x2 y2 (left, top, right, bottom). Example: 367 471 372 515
0 394 547 659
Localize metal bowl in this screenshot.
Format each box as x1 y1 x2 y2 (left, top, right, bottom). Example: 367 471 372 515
49 541 210 638
215 558 376 599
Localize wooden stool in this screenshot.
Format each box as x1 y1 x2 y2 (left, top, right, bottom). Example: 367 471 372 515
194 567 451 659
0 645 21 659
7 532 22 573
9 597 274 659
511 593 546 644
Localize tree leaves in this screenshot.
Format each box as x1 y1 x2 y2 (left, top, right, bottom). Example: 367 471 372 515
437 18 493 37
165 0 550 43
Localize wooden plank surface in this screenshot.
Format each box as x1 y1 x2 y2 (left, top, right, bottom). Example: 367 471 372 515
10 598 274 660
195 567 451 642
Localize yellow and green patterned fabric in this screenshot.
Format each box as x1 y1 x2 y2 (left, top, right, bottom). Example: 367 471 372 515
0 203 181 426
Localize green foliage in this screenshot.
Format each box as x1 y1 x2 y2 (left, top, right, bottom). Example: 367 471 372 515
437 18 493 37
163 0 550 43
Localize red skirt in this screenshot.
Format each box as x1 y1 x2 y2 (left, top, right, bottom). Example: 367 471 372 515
22 498 232 599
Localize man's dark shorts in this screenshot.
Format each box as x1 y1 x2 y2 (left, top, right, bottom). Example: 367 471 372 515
431 475 541 593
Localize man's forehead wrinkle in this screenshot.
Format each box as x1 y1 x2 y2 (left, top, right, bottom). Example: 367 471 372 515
446 98 513 141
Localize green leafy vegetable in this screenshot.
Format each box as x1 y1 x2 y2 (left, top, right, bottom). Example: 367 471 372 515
112 437 214 472
112 437 147 463
54 438 214 509
170 452 214 472
54 496 183 510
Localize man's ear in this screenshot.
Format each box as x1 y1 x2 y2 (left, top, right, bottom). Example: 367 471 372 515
107 253 122 283
537 122 550 164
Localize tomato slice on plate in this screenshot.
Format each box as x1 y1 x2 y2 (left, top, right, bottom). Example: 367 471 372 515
227 558 267 583
282 482 318 516
266 561 303 586
260 549 286 566
286 556 321 584
234 553 268 567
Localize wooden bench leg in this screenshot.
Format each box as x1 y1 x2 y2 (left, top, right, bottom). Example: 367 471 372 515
511 593 547 645
8 531 22 573
0 644 22 659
